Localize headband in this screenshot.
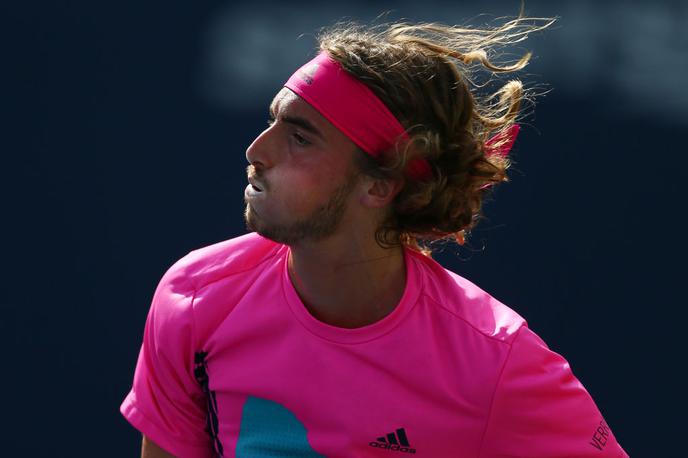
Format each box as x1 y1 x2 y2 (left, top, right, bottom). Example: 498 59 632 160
284 52 432 180
284 52 520 183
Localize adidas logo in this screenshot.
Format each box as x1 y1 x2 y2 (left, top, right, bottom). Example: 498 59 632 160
368 428 416 454
297 63 319 85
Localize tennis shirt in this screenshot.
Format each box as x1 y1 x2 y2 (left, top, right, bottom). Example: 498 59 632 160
120 232 628 457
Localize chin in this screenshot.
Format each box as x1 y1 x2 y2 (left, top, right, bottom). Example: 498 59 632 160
244 201 345 245
245 204 288 243
244 204 261 233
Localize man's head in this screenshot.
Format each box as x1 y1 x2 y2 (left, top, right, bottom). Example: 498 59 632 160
244 88 401 245
244 15 554 252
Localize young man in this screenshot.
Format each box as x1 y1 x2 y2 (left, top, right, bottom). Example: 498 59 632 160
121 17 628 458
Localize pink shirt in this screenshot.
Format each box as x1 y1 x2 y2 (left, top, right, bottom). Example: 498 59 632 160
121 233 627 457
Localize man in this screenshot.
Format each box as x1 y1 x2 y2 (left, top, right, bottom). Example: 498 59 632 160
121 16 628 458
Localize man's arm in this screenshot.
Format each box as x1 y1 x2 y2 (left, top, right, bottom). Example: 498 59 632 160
141 435 176 458
478 326 627 457
120 258 213 457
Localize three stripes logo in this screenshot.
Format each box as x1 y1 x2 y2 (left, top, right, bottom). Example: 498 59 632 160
369 428 416 454
297 63 319 85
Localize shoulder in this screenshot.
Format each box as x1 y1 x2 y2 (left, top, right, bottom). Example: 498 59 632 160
410 250 526 344
153 232 284 347
148 233 282 337
163 232 282 293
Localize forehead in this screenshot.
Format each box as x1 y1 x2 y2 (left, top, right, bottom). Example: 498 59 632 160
270 88 348 142
269 87 298 114
269 88 327 126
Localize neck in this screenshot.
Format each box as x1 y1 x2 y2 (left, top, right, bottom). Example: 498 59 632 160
287 233 406 329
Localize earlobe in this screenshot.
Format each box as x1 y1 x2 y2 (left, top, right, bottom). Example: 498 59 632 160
360 178 403 209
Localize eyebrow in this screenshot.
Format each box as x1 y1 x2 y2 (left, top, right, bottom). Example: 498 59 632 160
281 115 324 140
269 99 324 141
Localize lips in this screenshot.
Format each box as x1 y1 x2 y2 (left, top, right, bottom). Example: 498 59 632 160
248 176 264 192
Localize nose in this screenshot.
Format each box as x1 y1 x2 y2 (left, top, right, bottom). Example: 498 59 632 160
245 124 276 170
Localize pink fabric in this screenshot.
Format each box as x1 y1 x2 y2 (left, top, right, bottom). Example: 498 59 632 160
479 124 521 190
485 123 520 158
284 52 432 181
284 52 407 158
121 232 628 457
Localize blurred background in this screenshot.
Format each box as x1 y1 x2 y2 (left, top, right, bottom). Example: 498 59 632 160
3 0 686 455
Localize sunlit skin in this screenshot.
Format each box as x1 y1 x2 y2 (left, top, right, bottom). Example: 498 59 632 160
244 87 407 329
141 435 175 458
244 87 360 245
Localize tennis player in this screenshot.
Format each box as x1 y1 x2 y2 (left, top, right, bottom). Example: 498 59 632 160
121 15 628 458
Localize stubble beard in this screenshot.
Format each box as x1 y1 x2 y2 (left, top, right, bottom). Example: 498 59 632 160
244 175 357 245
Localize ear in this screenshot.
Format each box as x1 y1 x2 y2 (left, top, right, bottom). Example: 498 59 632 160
359 177 404 209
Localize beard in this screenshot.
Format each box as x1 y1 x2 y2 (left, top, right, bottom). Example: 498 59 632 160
244 174 358 245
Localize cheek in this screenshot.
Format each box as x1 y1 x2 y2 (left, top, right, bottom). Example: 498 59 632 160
263 171 316 212
282 179 322 209
275 171 335 212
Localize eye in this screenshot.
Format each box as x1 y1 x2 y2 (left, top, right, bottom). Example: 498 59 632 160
293 132 310 146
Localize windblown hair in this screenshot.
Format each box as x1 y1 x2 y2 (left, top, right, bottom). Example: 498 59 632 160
318 12 555 254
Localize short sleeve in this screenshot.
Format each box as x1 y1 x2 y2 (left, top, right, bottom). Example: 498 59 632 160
120 263 213 458
479 326 628 458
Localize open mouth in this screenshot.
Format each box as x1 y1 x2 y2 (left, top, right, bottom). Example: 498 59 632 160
248 174 264 192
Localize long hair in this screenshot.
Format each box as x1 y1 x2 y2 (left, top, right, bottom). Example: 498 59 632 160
318 12 555 254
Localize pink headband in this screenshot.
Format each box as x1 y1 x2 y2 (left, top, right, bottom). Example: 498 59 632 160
284 52 520 183
284 52 431 180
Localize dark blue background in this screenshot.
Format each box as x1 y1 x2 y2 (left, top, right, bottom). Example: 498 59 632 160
4 1 685 456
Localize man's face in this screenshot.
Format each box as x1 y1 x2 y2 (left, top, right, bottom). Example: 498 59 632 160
244 88 361 245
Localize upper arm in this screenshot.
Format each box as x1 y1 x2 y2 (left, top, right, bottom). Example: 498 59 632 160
120 264 214 457
479 326 628 457
142 435 177 458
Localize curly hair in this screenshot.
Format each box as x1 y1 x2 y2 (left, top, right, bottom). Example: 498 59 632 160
317 13 555 254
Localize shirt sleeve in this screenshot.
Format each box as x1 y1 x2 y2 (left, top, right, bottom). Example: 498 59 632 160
478 325 628 458
120 263 213 458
